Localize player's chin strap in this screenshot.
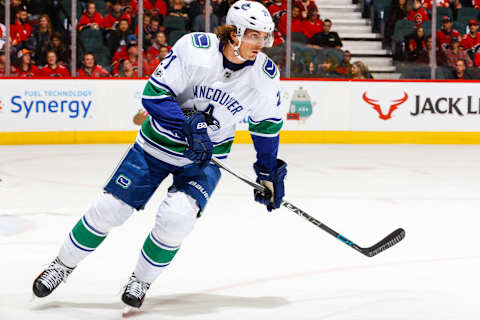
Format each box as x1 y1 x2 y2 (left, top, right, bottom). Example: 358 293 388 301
229 41 247 62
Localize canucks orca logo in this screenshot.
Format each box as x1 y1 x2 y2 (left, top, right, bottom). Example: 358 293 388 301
263 58 278 79
241 3 251 10
115 174 131 189
203 104 220 131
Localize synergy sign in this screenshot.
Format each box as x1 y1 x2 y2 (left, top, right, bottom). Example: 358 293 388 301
352 82 480 131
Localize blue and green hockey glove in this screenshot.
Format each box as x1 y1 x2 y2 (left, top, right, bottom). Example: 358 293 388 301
253 159 287 212
182 113 213 168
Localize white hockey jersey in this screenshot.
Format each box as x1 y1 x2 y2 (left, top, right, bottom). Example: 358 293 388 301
137 32 283 167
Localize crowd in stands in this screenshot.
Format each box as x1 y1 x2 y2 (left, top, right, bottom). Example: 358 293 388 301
0 0 374 79
380 0 480 79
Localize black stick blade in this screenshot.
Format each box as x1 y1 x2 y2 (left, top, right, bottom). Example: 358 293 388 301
363 228 405 257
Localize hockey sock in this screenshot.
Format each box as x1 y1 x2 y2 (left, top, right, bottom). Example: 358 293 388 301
133 231 180 283
58 215 107 268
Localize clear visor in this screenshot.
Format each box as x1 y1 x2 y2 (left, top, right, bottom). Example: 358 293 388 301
241 30 274 48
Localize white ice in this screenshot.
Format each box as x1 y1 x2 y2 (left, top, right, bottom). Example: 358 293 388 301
1 143 479 320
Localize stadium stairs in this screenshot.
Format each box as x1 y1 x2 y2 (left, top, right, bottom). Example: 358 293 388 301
317 0 401 79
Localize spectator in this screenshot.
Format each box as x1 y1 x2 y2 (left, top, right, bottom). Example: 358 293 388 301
78 1 104 31
302 61 317 77
144 45 169 75
108 18 133 56
0 22 6 50
408 0 429 26
77 53 110 77
144 16 161 48
302 8 323 40
460 19 480 50
267 0 287 19
350 61 370 79
0 50 18 76
40 51 70 77
117 59 137 77
7 0 23 24
337 50 353 76
187 0 206 20
104 0 131 30
295 0 317 20
135 11 152 38
452 58 472 79
30 14 52 67
10 6 33 50
123 0 138 20
113 38 147 76
112 34 137 63
147 31 170 60
406 26 427 61
307 19 342 49
16 49 39 77
192 5 219 32
422 0 450 10
144 0 168 17
385 0 411 47
278 5 303 36
444 36 473 67
167 0 189 22
436 16 461 50
47 32 70 66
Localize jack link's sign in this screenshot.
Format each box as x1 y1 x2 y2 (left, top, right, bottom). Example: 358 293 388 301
351 82 480 132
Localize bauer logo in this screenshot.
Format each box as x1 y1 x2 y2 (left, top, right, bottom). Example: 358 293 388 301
362 92 409 120
115 175 131 189
6 90 94 119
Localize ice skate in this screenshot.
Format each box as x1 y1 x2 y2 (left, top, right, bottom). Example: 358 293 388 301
32 257 74 298
121 273 151 308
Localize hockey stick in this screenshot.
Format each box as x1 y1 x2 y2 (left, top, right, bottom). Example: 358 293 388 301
211 157 405 257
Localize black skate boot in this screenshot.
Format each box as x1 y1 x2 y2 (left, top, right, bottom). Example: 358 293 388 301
121 273 151 308
32 257 75 297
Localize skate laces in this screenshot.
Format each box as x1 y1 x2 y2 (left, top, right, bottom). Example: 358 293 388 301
124 275 150 299
38 258 73 290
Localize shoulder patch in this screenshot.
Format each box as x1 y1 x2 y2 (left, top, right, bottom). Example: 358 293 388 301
262 58 278 79
191 33 211 49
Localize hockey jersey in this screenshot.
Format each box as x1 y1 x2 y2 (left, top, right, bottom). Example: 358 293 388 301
137 32 283 171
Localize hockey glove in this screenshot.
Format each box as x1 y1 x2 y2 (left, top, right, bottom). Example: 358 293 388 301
253 159 287 212
182 112 213 168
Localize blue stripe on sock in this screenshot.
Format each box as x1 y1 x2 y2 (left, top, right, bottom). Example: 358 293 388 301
82 216 106 236
69 233 94 252
150 232 179 250
140 249 170 268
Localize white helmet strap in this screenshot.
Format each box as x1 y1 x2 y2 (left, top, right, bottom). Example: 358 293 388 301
229 40 247 62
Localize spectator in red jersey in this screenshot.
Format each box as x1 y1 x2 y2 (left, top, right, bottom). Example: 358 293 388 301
144 0 168 17
408 0 429 26
78 1 104 31
117 58 137 77
40 51 70 77
112 38 148 76
0 50 18 77
473 0 480 9
16 49 39 77
308 19 342 49
336 50 353 76
30 14 52 67
144 45 169 75
104 1 131 30
278 5 303 36
123 0 138 20
10 6 33 50
436 16 461 50
147 32 170 60
77 53 111 77
267 0 287 19
452 58 472 79
444 36 474 67
422 0 450 10
302 7 323 40
406 26 427 61
108 18 133 56
294 0 317 20
460 19 480 50
0 22 7 50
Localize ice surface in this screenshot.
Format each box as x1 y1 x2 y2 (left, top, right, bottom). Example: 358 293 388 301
1 144 479 319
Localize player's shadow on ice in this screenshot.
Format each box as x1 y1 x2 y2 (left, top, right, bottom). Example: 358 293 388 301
33 293 289 316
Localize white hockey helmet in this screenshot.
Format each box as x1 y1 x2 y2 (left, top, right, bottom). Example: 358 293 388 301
226 0 275 47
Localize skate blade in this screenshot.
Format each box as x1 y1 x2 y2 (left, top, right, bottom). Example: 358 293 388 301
121 306 141 318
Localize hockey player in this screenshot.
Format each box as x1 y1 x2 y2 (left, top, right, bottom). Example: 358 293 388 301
32 0 287 309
